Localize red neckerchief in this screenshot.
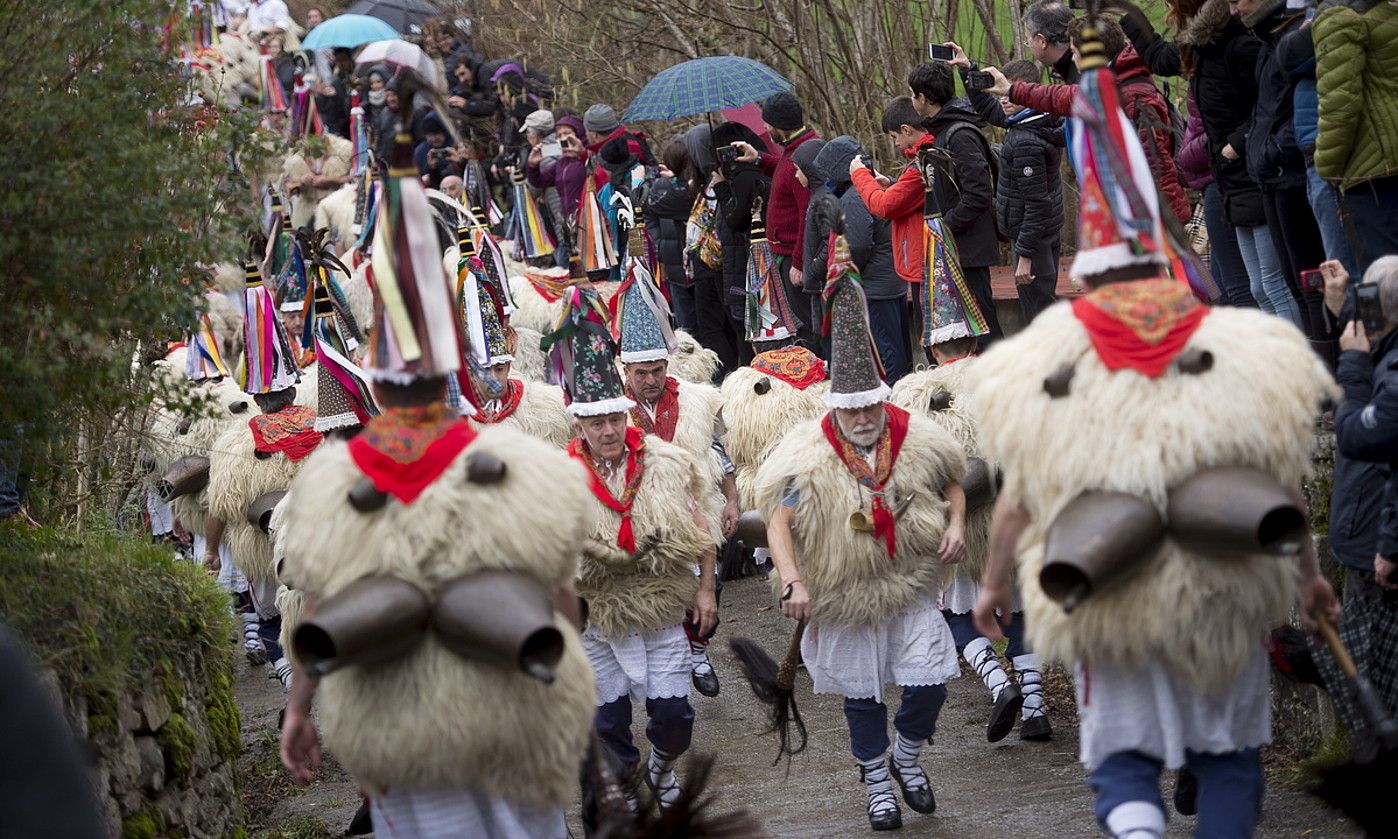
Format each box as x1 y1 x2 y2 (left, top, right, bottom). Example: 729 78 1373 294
348 404 478 503
751 346 827 390
1071 278 1208 378
471 379 526 424
821 403 911 557
249 404 323 462
568 426 647 552
903 132 936 160
627 376 681 442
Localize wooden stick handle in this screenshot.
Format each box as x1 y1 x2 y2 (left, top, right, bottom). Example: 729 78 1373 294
775 620 807 691
1316 613 1358 679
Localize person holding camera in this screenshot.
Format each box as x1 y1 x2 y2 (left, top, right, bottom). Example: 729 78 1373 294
414 111 464 190
1326 254 1398 751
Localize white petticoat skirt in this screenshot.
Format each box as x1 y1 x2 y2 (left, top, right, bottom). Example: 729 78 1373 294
803 596 960 703
939 567 1022 615
583 623 692 706
371 787 564 839
1075 643 1272 771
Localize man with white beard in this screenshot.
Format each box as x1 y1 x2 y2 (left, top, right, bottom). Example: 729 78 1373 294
754 227 968 831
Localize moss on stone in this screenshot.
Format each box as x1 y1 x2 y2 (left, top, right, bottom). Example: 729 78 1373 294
88 712 117 739
159 713 196 780
120 811 158 839
208 686 242 760
158 660 184 711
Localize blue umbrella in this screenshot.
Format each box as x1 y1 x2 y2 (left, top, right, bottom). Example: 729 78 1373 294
301 14 400 51
623 56 793 122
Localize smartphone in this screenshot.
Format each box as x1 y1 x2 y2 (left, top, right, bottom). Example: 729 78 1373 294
928 43 954 62
540 138 562 159
966 70 995 91
1299 268 1323 293
1350 283 1384 335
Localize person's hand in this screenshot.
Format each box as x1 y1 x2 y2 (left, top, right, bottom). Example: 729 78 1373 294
560 136 583 159
711 166 727 184
945 41 971 69
448 95 466 109
1340 320 1371 353
972 581 1014 638
1298 571 1341 632
1221 143 1239 161
280 708 321 784
172 521 190 545
788 265 802 289
1376 554 1398 590
1015 254 1033 285
938 522 965 564
1321 259 1349 314
732 140 760 164
875 173 893 187
848 156 865 178
691 587 719 636
780 578 811 622
985 67 1012 98
202 550 221 574
658 164 675 179
527 145 543 166
721 499 740 539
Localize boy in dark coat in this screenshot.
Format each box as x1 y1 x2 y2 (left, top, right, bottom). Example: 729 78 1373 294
966 59 1065 324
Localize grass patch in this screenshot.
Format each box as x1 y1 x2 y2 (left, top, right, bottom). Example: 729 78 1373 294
252 814 336 839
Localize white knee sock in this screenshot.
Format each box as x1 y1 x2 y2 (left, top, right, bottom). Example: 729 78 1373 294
857 754 898 816
1013 653 1047 718
891 733 929 790
647 749 681 808
1104 801 1166 839
963 637 1009 701
272 656 293 691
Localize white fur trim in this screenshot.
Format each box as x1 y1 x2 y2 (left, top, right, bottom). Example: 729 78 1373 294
620 348 672 364
363 368 425 385
1069 243 1165 280
487 353 515 364
567 396 636 417
280 300 305 312
823 382 891 409
925 322 974 347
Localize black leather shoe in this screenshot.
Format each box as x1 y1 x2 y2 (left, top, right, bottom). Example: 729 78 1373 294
987 684 1024 742
887 757 936 814
868 805 903 831
692 666 720 697
1019 714 1053 741
1173 768 1198 816
345 799 373 835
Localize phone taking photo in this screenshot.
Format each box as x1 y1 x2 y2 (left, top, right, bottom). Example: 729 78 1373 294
928 43 954 62
1350 283 1385 335
540 138 562 159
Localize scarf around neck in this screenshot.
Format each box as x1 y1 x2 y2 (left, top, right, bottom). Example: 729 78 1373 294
569 426 647 552
820 403 911 557
627 376 681 442
349 404 478 503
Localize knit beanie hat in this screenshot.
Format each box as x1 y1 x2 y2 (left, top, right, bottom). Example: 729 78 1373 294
555 115 585 138
523 109 555 135
761 92 803 132
583 103 620 134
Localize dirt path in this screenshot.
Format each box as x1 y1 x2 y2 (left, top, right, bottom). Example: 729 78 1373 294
236 575 1362 838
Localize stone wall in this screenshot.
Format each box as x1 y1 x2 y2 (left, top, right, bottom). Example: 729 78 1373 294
0 526 244 838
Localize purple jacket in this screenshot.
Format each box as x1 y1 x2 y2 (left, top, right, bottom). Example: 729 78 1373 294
526 155 586 220
1176 91 1213 190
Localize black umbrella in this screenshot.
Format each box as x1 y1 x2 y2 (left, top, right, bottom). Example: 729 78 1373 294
344 0 443 35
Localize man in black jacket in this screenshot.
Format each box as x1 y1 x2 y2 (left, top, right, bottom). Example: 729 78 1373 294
1330 255 1398 751
908 62 1004 344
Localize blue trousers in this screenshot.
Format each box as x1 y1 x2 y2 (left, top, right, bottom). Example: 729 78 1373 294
867 296 911 386
943 609 1028 659
1342 175 1398 276
667 280 698 334
843 684 948 761
1306 166 1358 280
1202 183 1256 308
1089 748 1263 838
595 695 694 769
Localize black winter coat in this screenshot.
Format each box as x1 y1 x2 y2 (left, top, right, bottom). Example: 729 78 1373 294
1245 7 1310 190
712 165 770 310
1122 2 1266 226
923 101 1001 269
970 100 1064 258
809 136 906 301
645 176 693 286
1335 328 1398 563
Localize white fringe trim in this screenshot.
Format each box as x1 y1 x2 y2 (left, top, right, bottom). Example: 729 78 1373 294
488 353 515 364
364 368 439 385
620 348 672 363
823 382 891 409
280 300 304 312
925 322 973 347
314 412 362 433
567 396 636 417
1070 243 1165 280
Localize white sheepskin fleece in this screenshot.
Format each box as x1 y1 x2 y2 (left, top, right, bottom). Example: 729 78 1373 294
282 135 354 230
669 329 721 384
657 379 726 543
211 262 243 295
719 366 827 508
294 364 318 413
512 326 547 382
468 380 574 449
342 260 375 346
889 361 991 579
313 183 359 255
150 379 255 535
754 413 966 627
969 303 1336 693
577 438 710 638
507 274 556 334
276 427 595 804
207 420 307 583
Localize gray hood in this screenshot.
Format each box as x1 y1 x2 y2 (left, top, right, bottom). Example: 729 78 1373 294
813 135 865 189
684 124 715 175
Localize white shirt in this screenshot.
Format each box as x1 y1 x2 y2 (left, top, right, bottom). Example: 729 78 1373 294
247 0 290 33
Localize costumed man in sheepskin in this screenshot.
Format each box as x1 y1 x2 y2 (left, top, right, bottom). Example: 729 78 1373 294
547 284 718 809
206 255 324 691
613 207 737 698
453 225 573 447
969 20 1339 839
888 169 1051 744
755 222 968 832
276 124 596 839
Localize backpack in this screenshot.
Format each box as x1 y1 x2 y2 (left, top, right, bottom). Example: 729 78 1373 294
935 121 1008 242
1118 77 1186 157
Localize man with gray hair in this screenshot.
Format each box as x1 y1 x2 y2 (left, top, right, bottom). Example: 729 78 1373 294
1022 0 1078 83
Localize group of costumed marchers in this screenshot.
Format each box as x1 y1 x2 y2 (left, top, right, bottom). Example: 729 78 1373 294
137 13 1353 838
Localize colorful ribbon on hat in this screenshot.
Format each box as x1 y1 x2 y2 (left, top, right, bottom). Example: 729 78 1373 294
509 172 554 259
578 173 617 272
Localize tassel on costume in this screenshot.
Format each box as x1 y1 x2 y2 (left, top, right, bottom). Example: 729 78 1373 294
744 199 802 343
508 169 555 259
579 172 618 273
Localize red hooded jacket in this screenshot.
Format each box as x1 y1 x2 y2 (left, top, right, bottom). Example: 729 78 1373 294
851 133 936 285
1008 43 1190 224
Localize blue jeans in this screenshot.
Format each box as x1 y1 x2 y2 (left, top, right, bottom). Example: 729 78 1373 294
867 296 911 386
1306 166 1358 280
667 280 698 333
1089 748 1263 838
595 695 694 768
942 610 1028 659
843 684 948 760
1202 183 1255 308
1235 224 1302 328
1341 175 1398 276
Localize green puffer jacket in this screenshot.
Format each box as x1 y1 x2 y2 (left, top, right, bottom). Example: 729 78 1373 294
1314 0 1398 188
